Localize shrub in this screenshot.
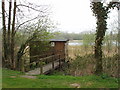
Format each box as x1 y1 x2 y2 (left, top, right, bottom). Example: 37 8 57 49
66 54 96 76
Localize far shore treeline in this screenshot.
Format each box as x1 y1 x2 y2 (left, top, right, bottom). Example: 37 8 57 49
0 30 118 41
53 31 118 41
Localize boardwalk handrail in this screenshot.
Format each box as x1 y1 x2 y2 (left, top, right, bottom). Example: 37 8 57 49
30 50 65 59
24 53 65 67
21 50 66 73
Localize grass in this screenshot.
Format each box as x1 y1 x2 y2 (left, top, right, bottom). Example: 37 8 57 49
0 68 2 89
2 68 119 88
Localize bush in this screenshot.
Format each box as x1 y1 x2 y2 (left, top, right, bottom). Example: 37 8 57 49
102 54 119 77
66 54 96 76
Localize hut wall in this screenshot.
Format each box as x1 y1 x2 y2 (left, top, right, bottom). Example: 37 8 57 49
29 41 67 63
54 42 65 59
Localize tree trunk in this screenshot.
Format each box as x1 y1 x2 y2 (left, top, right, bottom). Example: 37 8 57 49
8 0 12 67
95 14 108 75
11 0 16 69
91 1 120 75
118 10 120 53
2 0 7 67
118 9 120 78
91 2 108 75
94 38 103 75
17 36 34 70
17 44 26 70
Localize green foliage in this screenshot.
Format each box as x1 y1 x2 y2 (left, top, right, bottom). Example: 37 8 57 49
82 32 95 52
100 73 110 79
15 32 27 46
17 18 54 65
16 18 55 48
15 21 54 71
66 52 119 77
66 54 96 76
102 54 119 77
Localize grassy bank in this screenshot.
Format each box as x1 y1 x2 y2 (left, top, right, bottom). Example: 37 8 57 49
2 68 119 88
0 68 2 89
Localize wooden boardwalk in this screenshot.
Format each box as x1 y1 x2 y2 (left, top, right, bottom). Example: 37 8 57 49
26 60 64 75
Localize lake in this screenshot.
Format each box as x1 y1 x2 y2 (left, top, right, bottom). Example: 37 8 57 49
68 40 118 46
68 42 83 46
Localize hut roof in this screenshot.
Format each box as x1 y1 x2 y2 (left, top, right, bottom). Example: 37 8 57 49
50 39 69 42
30 39 69 42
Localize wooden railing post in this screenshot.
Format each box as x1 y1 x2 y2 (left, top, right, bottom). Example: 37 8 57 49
40 60 43 74
59 54 61 70
21 59 25 72
52 56 54 69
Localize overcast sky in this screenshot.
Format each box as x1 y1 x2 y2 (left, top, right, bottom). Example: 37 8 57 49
49 0 97 33
30 0 118 33
32 0 96 33
0 0 118 33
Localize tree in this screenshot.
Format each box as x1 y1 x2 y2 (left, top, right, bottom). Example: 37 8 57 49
1 0 51 70
16 19 54 70
2 0 7 67
11 0 16 69
90 1 120 75
7 0 12 67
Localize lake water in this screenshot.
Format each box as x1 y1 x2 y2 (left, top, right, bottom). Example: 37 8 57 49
68 41 118 46
68 42 83 46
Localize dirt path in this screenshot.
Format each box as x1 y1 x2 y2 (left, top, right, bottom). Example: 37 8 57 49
20 75 37 79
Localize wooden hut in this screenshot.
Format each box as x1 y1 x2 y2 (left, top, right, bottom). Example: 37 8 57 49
29 39 69 64
50 39 69 60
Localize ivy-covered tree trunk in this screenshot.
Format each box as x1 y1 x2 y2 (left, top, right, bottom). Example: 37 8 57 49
94 16 107 74
91 2 108 75
91 1 120 75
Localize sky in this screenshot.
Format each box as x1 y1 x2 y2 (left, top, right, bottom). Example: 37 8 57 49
49 0 97 33
0 0 118 33
29 0 118 33
32 0 97 33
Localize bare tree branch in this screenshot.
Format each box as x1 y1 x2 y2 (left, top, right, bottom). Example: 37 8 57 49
16 15 46 31
17 4 46 13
